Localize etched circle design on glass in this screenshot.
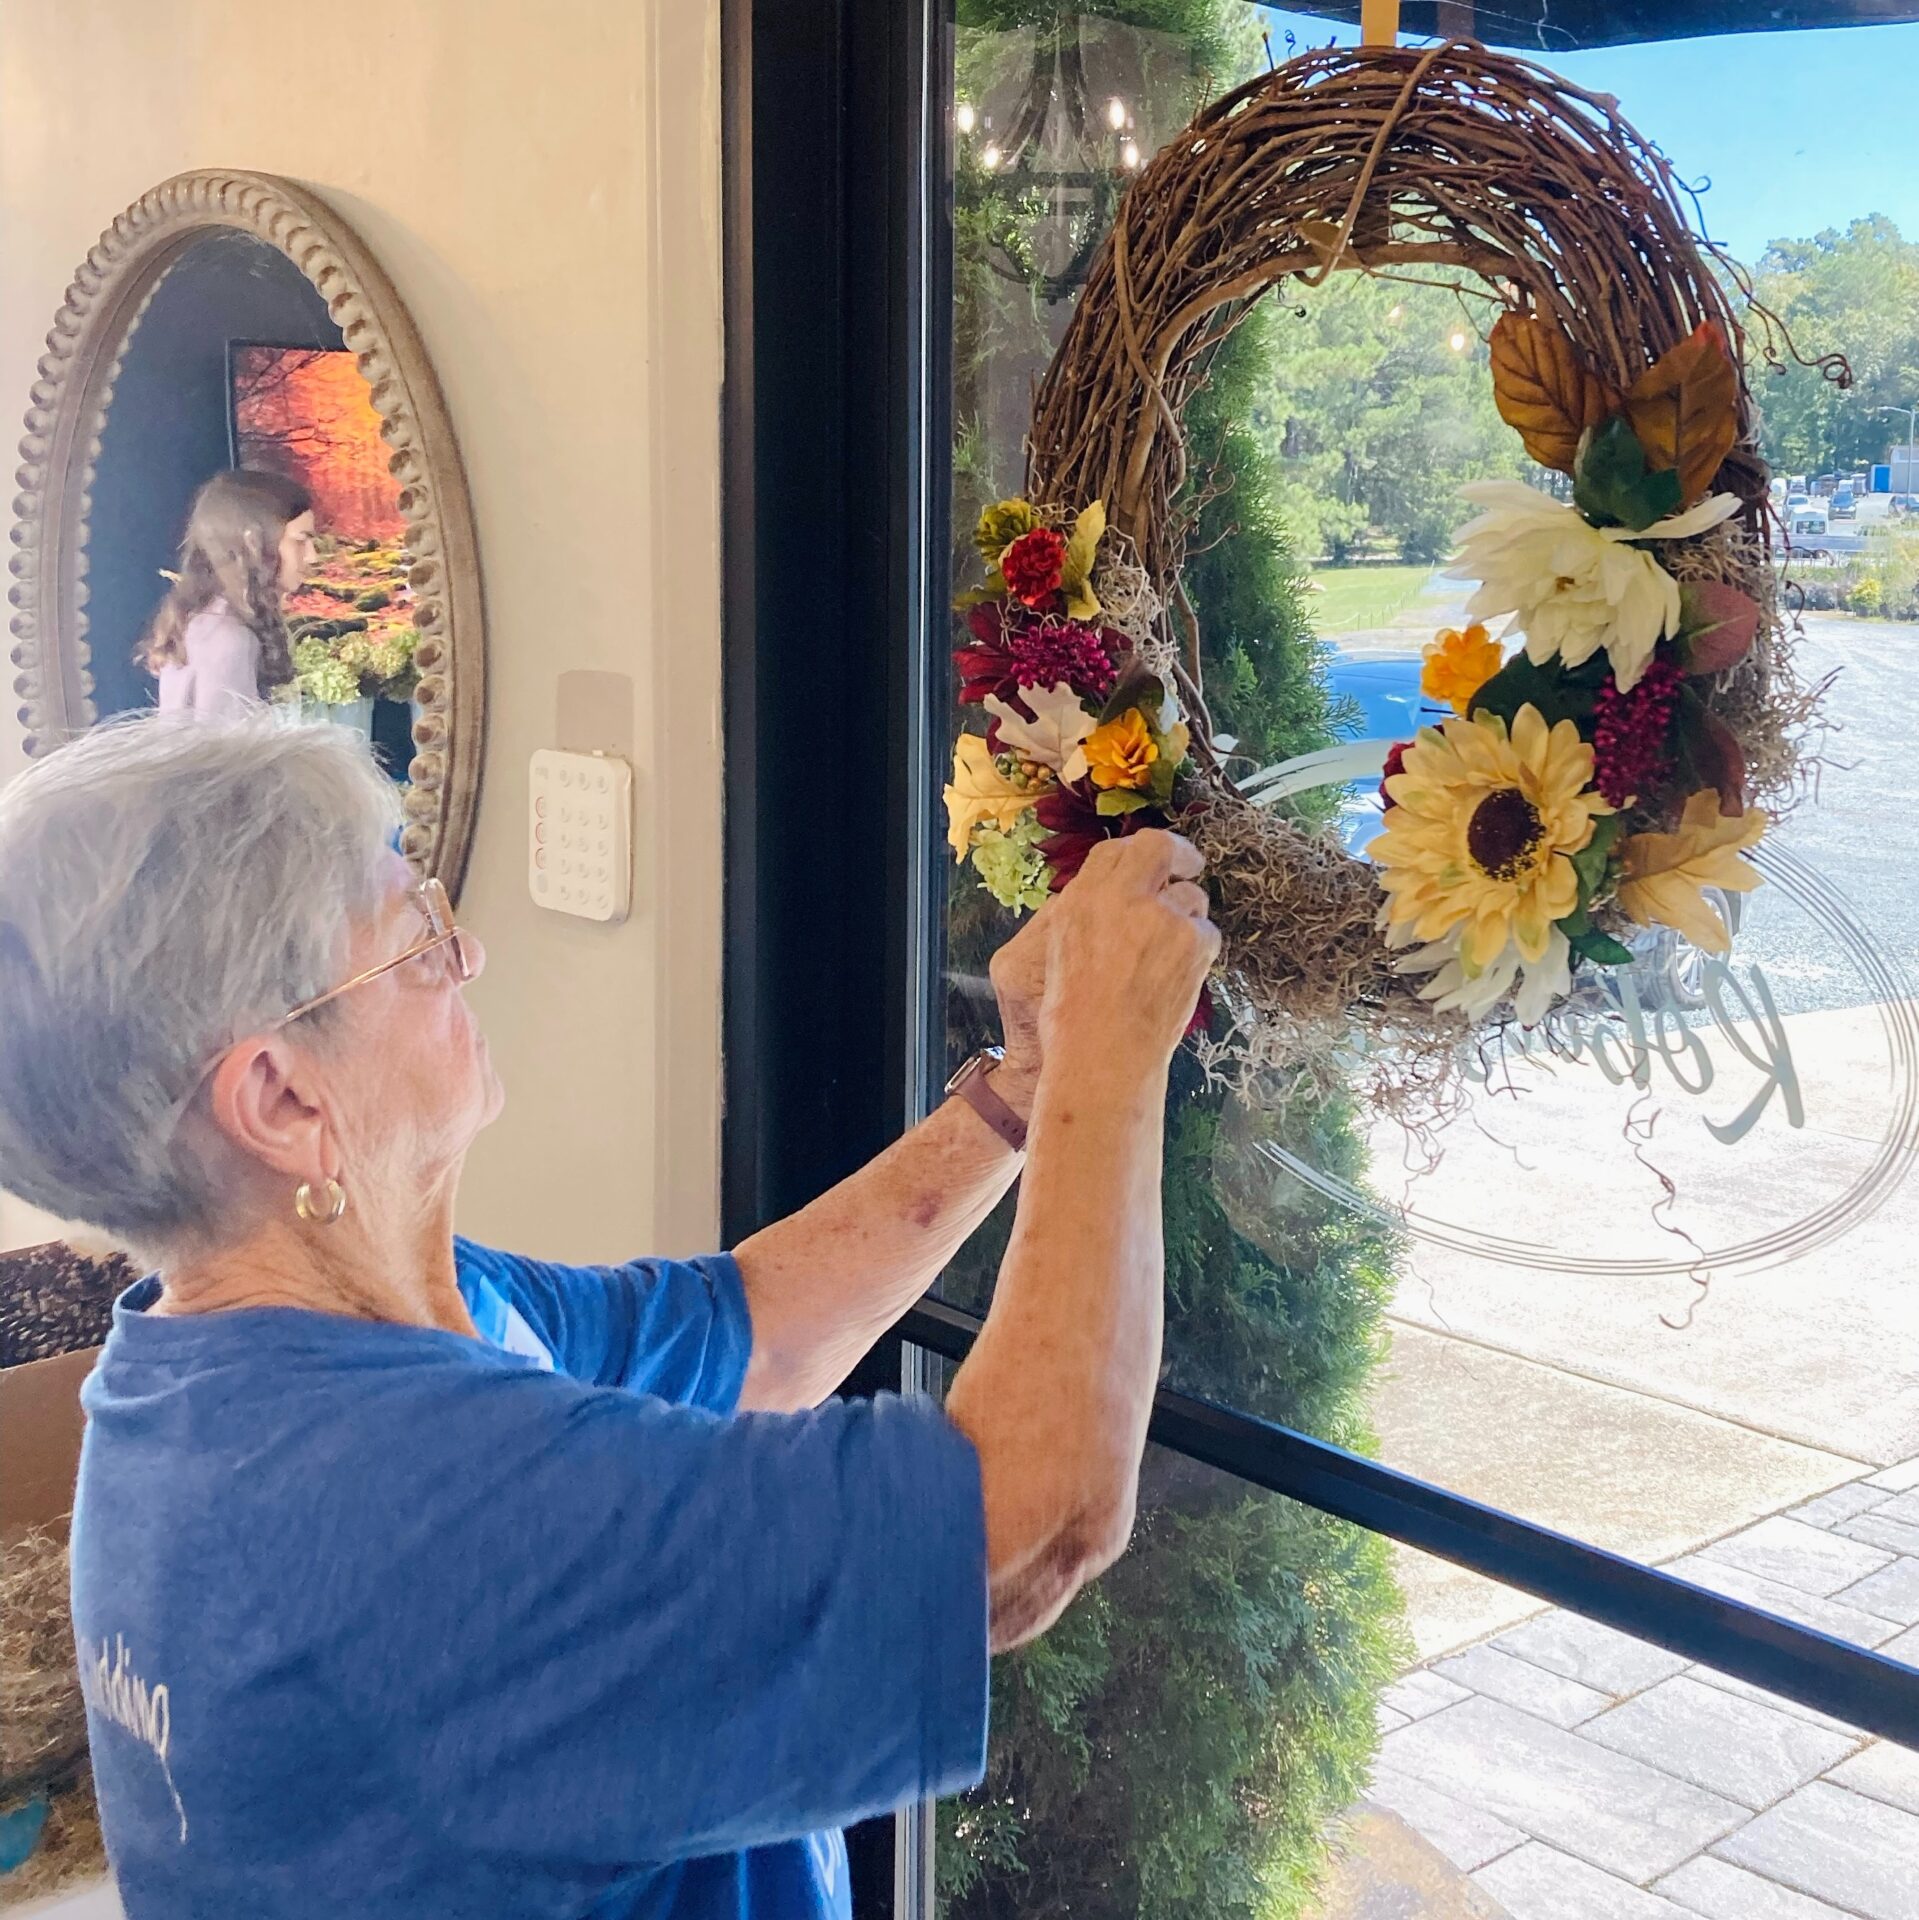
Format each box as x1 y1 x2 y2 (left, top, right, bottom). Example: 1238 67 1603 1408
1244 751 1919 1280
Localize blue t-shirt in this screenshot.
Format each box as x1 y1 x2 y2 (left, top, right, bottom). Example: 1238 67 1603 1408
69 1240 989 1918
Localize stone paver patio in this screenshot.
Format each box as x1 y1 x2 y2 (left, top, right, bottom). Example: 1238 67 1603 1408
1365 1456 1919 1920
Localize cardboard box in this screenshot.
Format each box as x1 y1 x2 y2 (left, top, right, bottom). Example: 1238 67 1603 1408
0 1343 98 1544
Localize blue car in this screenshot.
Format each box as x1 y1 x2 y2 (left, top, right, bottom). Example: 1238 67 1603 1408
1323 651 1435 854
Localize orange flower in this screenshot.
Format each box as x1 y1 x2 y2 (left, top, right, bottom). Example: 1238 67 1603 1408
1421 623 1504 715
1082 708 1159 791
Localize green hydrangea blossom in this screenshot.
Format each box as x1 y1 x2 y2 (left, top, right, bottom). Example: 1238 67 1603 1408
292 626 421 705
291 637 334 678
301 658 364 706
969 810 1050 912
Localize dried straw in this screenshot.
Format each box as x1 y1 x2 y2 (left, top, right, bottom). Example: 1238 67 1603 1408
0 1530 101 1905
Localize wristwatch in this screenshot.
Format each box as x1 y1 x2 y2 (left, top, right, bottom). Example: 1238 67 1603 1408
945 1046 1029 1154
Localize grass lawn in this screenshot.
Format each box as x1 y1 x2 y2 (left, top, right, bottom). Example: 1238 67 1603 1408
1307 563 1436 634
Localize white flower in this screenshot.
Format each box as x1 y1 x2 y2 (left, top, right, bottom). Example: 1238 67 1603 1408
1447 481 1742 692
983 682 1097 776
1386 914 1572 1026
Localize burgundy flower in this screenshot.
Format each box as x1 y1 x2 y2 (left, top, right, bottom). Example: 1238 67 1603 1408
1009 617 1121 700
1377 740 1412 809
955 602 1021 708
1000 527 1069 608
1593 657 1682 808
1034 781 1160 890
1185 981 1215 1040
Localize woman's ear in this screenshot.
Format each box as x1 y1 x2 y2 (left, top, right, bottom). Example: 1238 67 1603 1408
204 1036 336 1186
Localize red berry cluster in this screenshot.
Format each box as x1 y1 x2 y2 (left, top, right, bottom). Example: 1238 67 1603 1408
1592 657 1682 808
1009 618 1119 698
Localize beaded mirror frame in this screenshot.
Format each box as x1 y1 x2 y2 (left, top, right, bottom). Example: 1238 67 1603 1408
8 170 485 896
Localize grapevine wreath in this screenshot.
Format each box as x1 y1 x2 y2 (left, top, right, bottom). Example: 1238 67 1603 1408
945 41 1844 1100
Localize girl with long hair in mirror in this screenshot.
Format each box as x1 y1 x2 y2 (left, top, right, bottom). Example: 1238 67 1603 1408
141 468 317 715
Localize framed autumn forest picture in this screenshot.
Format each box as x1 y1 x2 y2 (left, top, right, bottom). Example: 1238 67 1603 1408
227 342 420 709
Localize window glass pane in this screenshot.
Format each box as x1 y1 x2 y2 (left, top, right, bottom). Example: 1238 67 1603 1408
936 3 1919 1911
931 1419 1919 1918
934 1431 1407 1918
1376 1540 1919 1920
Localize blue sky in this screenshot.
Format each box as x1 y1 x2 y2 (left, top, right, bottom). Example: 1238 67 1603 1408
1256 10 1919 265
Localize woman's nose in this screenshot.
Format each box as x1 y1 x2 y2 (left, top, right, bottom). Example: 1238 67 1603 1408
460 930 487 983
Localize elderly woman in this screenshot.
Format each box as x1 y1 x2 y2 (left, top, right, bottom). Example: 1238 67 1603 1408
0 715 1216 1920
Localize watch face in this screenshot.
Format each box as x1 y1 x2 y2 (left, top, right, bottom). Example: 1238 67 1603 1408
946 1046 1002 1094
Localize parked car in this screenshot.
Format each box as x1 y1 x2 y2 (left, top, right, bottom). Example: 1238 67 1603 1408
1830 487 1857 520
1324 652 1433 853
1789 500 1829 539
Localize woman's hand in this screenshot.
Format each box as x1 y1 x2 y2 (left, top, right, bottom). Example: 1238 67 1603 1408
1041 831 1217 1072
987 907 1049 1118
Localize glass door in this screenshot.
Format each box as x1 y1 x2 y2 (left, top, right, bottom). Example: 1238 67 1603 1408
921 6 1919 1916
723 2 1919 1913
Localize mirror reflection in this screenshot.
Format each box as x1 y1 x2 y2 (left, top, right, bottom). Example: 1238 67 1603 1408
89 230 417 780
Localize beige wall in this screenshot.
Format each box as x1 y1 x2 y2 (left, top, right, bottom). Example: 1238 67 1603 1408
0 0 726 1259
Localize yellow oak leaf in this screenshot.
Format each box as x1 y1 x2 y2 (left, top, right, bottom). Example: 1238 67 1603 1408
1489 314 1621 475
1060 499 1106 621
943 733 1035 859
1618 788 1767 954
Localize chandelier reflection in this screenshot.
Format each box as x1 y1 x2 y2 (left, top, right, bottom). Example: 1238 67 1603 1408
955 20 1140 305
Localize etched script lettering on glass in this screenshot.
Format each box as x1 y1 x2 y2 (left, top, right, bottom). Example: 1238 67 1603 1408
1236 737 1918 1279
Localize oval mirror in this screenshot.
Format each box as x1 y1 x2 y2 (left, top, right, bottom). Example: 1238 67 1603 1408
8 171 484 894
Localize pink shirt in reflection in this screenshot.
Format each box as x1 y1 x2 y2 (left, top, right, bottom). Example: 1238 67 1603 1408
154 603 261 716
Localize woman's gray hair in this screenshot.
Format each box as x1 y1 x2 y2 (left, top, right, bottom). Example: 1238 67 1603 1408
0 713 403 1251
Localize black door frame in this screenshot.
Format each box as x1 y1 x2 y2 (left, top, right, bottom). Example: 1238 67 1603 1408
723 0 946 1905
722 0 945 1252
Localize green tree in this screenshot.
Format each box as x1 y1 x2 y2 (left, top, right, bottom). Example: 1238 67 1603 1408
941 6 1406 1916
1750 216 1919 478
1252 275 1527 563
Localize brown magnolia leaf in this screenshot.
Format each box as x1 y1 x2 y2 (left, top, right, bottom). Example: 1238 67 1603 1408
1693 709 1750 815
1489 314 1621 474
1624 321 1739 509
1677 580 1761 676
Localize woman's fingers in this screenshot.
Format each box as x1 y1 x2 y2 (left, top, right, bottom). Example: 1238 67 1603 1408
1099 828 1205 892
1159 833 1207 884
1164 881 1211 921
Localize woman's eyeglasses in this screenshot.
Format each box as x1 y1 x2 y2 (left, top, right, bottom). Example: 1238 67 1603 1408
277 878 476 1028
169 880 476 1124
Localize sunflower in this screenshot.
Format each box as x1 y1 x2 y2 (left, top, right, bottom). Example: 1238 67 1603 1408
1369 704 1611 968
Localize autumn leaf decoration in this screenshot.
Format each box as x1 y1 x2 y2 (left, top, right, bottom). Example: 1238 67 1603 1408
1623 322 1741 509
1489 314 1622 473
943 734 1036 858
1490 314 1741 512
1618 789 1768 954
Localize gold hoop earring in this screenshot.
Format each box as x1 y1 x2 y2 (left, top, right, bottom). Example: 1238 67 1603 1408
294 1179 348 1226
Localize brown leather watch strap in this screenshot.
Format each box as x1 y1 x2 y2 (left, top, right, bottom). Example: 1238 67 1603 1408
946 1047 1029 1154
